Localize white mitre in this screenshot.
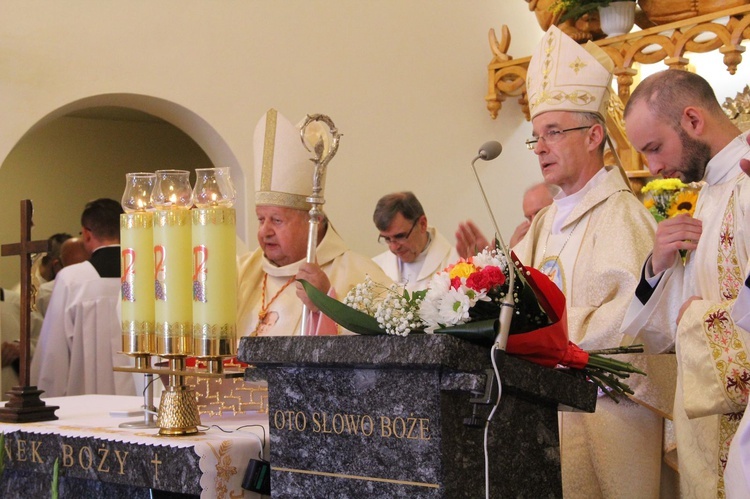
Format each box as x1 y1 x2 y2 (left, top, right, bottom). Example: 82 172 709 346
253 108 319 210
526 25 615 120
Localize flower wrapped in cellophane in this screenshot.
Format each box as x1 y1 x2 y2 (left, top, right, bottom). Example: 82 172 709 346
301 247 645 401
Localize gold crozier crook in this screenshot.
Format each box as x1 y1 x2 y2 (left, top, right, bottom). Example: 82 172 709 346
299 114 341 336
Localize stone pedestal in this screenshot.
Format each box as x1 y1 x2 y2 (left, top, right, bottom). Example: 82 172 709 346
238 334 597 498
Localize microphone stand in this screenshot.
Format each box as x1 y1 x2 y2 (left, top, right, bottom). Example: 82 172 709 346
470 150 514 350
298 115 341 336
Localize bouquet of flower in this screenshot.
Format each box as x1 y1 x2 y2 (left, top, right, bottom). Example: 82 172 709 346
302 247 645 402
641 178 701 222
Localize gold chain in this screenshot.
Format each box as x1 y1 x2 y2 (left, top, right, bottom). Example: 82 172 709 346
539 217 583 269
251 273 296 336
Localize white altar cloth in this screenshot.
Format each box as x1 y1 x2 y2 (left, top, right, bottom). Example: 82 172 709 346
0 394 269 498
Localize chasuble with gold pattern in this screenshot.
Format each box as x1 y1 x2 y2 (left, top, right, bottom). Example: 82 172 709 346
622 131 750 498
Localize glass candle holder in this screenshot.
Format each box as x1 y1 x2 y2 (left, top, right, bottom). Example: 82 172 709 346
122 172 157 213
153 170 193 356
153 169 194 209
193 167 236 208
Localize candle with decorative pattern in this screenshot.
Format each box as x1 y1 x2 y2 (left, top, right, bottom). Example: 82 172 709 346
121 172 157 355
191 167 237 366
153 169 194 356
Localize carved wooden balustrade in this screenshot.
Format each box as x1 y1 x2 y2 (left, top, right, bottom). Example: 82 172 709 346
487 4 750 176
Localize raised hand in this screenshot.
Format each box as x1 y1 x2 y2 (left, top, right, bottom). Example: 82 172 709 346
455 220 492 259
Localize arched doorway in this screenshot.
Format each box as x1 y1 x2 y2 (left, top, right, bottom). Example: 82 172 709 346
0 94 247 286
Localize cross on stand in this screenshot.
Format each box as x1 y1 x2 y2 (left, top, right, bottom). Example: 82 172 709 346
0 200 58 422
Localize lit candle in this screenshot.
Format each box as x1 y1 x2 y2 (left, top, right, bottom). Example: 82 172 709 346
192 207 237 359
120 173 157 354
153 171 194 356
191 167 237 364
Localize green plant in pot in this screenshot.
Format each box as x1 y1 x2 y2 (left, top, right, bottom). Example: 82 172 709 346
552 0 635 23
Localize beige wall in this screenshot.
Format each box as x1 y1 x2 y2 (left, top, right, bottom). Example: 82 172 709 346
0 0 546 287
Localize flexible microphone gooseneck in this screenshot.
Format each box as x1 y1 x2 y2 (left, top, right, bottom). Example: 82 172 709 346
469 140 514 350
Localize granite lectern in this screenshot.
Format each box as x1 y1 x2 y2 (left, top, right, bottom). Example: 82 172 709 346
238 334 597 498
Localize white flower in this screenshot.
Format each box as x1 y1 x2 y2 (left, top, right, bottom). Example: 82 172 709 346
472 247 506 269
420 284 473 333
346 276 424 336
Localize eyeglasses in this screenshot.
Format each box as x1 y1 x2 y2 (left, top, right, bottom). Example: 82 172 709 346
525 126 592 150
378 219 418 245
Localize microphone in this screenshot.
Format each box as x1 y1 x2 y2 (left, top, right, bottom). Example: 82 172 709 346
468 141 514 350
477 141 503 161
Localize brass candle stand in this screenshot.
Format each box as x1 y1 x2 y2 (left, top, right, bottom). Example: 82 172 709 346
120 320 159 430
114 351 244 436
120 312 239 436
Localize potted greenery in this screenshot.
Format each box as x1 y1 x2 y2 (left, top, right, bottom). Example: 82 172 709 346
553 0 636 36
553 0 635 23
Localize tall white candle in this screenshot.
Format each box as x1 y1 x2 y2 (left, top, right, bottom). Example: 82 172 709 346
192 207 237 359
121 212 156 354
154 208 193 356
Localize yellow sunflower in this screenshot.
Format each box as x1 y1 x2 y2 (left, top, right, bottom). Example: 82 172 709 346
667 190 698 218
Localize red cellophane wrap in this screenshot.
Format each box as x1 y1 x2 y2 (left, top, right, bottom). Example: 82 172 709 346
505 254 589 369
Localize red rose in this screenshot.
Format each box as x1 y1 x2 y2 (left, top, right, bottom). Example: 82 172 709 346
466 266 505 291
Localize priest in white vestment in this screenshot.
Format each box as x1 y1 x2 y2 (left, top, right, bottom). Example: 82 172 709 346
508 26 661 498
31 198 135 397
236 109 392 338
35 236 90 318
372 191 458 292
620 69 750 498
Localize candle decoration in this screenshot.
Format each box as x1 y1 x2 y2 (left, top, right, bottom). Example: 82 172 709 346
192 167 237 373
153 170 193 357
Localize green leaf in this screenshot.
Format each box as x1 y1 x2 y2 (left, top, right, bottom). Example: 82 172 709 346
300 279 384 335
51 458 59 499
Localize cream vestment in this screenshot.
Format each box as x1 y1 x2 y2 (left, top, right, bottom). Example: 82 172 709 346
515 165 660 498
373 227 458 293
621 132 750 498
237 225 391 337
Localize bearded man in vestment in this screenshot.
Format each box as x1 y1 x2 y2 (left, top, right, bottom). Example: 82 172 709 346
454 25 662 498
620 69 750 498
236 109 391 337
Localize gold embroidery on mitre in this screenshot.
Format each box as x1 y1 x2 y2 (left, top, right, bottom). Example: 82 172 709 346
260 109 277 192
526 25 614 119
569 57 587 74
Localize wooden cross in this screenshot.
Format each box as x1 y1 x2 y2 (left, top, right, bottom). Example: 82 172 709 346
0 199 58 422
2 200 48 386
